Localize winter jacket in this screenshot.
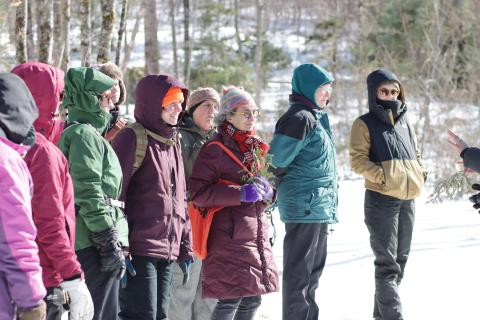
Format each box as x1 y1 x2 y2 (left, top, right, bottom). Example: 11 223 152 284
270 95 338 224
13 62 83 289
188 131 279 299
349 69 427 200
179 114 215 182
0 73 45 319
111 75 193 262
58 67 128 251
461 147 480 173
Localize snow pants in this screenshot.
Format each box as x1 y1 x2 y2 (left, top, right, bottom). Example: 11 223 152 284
76 246 120 320
210 295 262 320
119 255 173 320
364 190 415 320
282 223 329 320
169 255 216 320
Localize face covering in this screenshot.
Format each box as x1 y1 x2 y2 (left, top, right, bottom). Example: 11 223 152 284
378 99 403 119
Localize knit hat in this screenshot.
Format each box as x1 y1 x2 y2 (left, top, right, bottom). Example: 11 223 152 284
95 62 126 106
220 86 256 113
162 87 184 108
292 63 334 108
186 87 220 115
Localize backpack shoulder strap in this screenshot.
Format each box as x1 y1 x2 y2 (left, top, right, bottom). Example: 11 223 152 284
207 141 253 177
125 122 149 175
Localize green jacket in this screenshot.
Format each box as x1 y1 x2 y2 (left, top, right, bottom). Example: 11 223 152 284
179 115 214 181
58 67 128 251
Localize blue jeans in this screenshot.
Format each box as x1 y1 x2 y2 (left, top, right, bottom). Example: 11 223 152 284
210 296 262 320
119 255 174 320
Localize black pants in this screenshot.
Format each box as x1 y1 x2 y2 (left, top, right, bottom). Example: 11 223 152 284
364 190 415 320
76 246 120 320
119 255 174 320
210 296 262 320
45 287 68 320
282 223 328 320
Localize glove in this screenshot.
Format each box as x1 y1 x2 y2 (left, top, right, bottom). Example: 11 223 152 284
253 176 274 202
59 279 94 320
179 259 193 285
240 183 264 202
90 228 125 278
469 184 480 213
121 254 137 289
17 301 46 320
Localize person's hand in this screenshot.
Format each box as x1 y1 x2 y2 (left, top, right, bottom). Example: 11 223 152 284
90 228 125 278
240 183 264 202
469 184 480 214
447 129 469 156
16 301 46 320
59 279 94 320
179 258 193 285
253 176 274 202
121 253 137 289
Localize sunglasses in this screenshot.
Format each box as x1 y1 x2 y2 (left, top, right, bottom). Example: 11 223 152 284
378 88 400 97
230 109 260 120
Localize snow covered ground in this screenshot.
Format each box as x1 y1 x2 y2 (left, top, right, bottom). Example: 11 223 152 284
254 179 480 320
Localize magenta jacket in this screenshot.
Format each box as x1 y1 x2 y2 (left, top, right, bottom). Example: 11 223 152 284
112 75 193 262
13 62 83 288
188 132 279 299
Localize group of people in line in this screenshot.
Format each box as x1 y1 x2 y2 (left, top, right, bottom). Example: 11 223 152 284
1 60 474 320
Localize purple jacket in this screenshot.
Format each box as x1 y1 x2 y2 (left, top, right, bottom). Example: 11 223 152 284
112 75 193 262
188 132 279 299
0 137 46 318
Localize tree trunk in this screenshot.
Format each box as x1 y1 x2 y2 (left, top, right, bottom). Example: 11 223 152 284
52 0 62 67
143 0 160 74
170 0 178 78
97 0 115 63
80 0 91 66
61 0 70 70
254 0 265 105
115 0 128 65
122 7 142 73
26 0 35 59
15 0 28 64
38 0 53 64
183 0 190 84
234 0 243 57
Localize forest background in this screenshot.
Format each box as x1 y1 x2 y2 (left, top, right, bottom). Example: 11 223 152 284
1 0 480 192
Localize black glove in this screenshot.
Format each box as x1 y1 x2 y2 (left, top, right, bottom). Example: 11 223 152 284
90 228 125 278
469 184 480 213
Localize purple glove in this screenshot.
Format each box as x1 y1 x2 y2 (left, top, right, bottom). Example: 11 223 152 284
255 176 274 202
240 183 264 202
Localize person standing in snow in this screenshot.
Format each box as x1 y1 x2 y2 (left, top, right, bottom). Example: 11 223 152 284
58 67 129 320
169 87 220 320
12 62 94 320
0 73 46 319
188 86 279 320
269 63 338 320
112 75 193 320
349 69 427 320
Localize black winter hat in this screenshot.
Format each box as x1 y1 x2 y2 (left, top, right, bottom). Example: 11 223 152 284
366 69 405 108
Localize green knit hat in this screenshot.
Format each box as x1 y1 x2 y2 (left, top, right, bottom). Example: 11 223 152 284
292 63 334 107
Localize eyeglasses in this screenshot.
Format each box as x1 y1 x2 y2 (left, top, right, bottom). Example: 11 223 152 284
377 88 400 97
320 86 333 95
230 109 260 120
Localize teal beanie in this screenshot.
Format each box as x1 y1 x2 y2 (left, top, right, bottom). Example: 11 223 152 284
292 63 334 107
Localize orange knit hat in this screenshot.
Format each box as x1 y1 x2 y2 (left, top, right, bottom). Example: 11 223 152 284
162 87 184 108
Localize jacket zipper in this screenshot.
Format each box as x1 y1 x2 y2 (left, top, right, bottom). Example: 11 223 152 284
393 127 409 198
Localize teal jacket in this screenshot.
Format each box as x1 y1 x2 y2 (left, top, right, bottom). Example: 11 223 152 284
269 64 338 223
58 67 129 250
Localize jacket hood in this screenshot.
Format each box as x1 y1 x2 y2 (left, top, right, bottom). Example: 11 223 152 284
292 63 334 108
179 114 212 139
134 74 188 136
62 67 116 133
11 62 65 143
366 69 407 125
0 73 38 146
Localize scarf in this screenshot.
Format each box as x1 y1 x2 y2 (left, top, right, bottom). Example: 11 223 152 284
220 121 269 171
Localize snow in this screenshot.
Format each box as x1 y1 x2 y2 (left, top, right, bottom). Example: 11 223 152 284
254 179 480 320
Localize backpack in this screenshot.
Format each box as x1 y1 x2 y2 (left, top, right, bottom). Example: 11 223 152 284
124 122 180 175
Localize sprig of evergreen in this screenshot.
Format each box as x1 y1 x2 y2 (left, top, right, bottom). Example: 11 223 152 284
428 171 473 203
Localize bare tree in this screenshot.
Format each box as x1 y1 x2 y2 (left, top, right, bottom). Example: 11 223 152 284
122 7 143 73
15 0 27 64
38 0 53 64
52 0 62 66
234 0 243 57
254 0 265 105
80 0 91 66
61 0 70 70
26 0 34 59
97 0 115 63
115 0 128 65
143 0 160 74
170 0 178 78
183 0 191 83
